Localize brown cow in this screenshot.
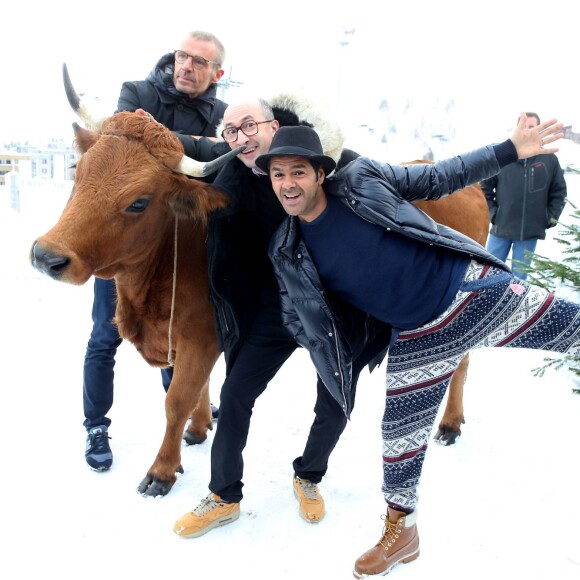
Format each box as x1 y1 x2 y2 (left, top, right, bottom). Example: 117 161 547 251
30 112 242 497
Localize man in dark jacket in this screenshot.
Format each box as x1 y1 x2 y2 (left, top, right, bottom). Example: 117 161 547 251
173 97 390 539
83 30 227 472
482 112 567 279
259 121 580 577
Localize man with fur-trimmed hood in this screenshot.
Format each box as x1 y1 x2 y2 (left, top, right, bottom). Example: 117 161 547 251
173 96 390 538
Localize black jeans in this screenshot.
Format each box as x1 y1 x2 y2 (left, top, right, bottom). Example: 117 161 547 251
209 303 349 502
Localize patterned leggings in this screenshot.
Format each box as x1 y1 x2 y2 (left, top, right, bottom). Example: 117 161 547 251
383 261 580 511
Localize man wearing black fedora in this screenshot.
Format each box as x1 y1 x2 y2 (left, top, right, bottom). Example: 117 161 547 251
259 122 580 578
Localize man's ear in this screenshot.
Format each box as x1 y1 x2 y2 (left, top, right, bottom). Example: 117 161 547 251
318 168 325 184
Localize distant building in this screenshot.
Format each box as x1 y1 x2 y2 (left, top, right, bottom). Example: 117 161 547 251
0 151 31 186
0 140 77 185
0 139 76 215
563 126 580 145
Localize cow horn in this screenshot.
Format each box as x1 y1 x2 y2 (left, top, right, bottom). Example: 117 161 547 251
63 62 104 129
178 145 246 177
63 63 81 112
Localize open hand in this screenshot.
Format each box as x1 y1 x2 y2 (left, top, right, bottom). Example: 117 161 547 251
511 113 564 158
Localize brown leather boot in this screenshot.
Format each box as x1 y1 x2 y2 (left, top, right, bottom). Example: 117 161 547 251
353 507 420 578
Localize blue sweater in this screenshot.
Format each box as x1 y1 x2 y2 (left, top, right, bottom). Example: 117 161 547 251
299 195 469 329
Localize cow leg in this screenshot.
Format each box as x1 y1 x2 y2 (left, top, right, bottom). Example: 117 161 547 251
433 353 468 445
138 346 220 497
183 380 213 445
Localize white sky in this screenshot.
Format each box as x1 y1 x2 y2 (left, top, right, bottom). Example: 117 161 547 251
2 0 579 144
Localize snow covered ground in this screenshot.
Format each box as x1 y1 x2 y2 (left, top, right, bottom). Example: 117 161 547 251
0 175 579 580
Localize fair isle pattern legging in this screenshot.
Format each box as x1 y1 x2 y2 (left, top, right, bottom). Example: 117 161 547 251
383 260 580 511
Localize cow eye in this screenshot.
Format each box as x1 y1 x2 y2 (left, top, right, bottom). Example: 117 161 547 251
126 197 151 213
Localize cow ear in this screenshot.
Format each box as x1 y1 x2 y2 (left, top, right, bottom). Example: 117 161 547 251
169 180 229 225
73 123 99 153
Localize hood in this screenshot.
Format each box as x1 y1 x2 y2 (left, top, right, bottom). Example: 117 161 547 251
216 93 346 175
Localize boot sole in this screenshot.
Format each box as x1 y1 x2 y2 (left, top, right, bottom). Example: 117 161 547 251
86 459 112 471
176 509 240 539
352 547 420 578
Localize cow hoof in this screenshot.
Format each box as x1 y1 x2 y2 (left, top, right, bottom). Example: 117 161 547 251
137 475 176 497
183 431 208 446
434 426 461 446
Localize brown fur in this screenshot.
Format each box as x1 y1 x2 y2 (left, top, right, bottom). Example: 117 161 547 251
31 112 228 496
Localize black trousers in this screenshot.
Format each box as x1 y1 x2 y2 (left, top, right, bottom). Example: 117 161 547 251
209 303 351 502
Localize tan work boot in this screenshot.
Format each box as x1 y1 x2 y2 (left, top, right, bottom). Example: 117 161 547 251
293 475 325 523
173 493 240 538
353 507 420 577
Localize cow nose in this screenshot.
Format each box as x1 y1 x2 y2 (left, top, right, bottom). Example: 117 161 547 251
30 241 71 280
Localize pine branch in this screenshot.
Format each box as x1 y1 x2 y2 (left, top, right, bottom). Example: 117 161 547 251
526 202 580 392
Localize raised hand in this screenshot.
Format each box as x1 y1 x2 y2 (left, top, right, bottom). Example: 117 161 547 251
511 112 564 158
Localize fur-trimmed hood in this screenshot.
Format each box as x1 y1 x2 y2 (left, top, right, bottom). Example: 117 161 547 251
268 94 345 169
216 93 345 174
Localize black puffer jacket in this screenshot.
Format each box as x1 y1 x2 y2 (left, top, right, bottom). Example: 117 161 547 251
481 154 567 240
115 52 227 137
269 148 510 416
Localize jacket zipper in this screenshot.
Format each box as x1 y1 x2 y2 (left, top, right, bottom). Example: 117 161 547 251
219 304 230 333
329 317 348 414
520 163 528 240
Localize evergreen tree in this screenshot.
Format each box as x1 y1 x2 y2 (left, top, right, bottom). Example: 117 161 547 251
523 202 580 393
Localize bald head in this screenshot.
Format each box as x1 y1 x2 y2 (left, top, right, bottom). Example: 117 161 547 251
221 98 279 170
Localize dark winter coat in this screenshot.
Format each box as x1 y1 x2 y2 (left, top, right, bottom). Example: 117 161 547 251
481 154 567 240
206 160 286 369
115 52 227 137
269 147 511 416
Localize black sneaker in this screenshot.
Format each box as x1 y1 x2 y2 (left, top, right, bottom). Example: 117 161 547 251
211 404 219 421
85 425 113 471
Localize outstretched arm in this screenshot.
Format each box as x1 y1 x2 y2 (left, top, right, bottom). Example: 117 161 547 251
510 113 563 158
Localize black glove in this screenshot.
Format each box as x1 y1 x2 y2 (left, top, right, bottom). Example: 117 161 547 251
174 132 230 161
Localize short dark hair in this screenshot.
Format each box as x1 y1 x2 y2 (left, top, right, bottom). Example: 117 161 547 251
523 112 540 125
263 158 322 175
309 159 322 175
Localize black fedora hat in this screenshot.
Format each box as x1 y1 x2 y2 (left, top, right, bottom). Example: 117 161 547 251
255 126 336 176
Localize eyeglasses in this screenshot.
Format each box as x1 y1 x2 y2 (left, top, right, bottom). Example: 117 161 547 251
174 50 220 69
221 120 275 143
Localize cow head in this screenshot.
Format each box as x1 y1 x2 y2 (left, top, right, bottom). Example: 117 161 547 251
30 109 239 285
